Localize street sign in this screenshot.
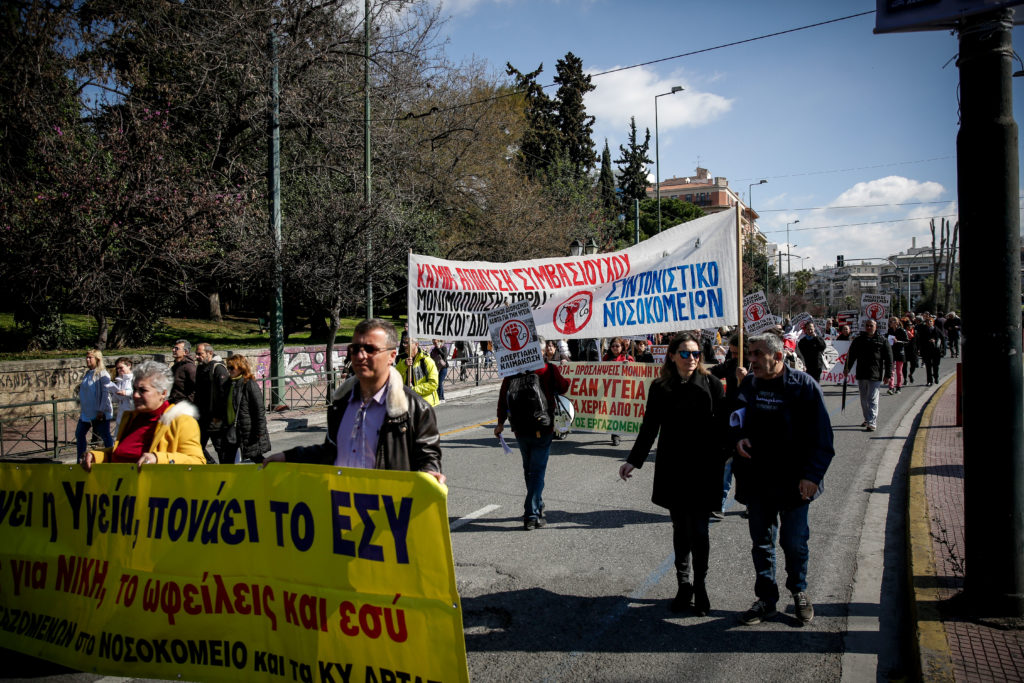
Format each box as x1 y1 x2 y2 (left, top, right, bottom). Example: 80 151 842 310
875 0 1024 34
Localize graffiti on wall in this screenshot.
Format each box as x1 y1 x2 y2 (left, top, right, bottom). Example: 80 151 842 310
250 345 349 385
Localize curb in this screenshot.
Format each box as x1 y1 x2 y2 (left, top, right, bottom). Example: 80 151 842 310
907 374 957 683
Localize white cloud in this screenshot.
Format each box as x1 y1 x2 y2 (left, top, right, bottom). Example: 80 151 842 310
585 66 733 150
759 176 955 271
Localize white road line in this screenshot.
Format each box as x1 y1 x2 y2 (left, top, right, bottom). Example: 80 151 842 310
94 677 134 683
449 504 500 531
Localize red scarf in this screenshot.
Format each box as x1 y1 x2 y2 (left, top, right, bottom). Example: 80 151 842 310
111 402 170 463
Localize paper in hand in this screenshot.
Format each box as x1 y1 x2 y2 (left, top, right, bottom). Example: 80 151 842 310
498 434 514 455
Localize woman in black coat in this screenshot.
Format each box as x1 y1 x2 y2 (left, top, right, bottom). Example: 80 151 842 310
618 332 727 616
221 354 271 464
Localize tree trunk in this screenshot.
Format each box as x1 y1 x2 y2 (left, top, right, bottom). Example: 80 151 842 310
943 222 959 313
208 292 223 322
93 312 108 350
324 305 341 399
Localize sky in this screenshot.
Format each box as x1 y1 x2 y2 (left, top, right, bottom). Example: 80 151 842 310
430 0 1024 272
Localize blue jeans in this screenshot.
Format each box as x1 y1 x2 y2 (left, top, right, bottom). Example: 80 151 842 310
436 366 449 400
516 433 553 520
721 458 733 511
76 417 113 463
746 499 810 605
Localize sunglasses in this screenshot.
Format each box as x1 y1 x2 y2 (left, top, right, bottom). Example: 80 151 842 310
348 344 395 357
675 350 701 359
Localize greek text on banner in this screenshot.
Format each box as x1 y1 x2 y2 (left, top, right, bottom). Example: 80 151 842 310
408 210 739 341
0 463 469 683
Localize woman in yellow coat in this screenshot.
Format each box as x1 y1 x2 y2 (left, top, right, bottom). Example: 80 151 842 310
81 360 206 470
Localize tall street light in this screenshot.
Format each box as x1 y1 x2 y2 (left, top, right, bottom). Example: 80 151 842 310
655 85 683 233
747 179 767 246
786 219 800 299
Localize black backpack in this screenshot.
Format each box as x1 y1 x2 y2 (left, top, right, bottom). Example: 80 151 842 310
506 369 552 435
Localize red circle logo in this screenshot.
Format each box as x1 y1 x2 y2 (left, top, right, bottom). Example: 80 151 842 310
553 291 593 335
866 302 885 319
745 302 766 322
499 320 529 351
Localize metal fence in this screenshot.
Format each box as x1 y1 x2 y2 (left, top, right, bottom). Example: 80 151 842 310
0 356 502 461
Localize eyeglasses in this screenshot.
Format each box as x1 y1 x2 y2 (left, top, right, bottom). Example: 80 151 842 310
349 343 395 357
676 350 701 359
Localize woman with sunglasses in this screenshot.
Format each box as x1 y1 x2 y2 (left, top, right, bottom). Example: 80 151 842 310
618 332 727 616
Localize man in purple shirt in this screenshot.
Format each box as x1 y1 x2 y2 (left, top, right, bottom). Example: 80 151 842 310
264 319 444 483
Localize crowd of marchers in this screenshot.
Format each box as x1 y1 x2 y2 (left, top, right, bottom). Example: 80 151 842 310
69 311 958 627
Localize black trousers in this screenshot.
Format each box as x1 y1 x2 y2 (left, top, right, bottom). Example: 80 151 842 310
923 354 941 383
670 506 711 585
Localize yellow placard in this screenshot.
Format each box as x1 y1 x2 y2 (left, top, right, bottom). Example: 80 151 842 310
563 362 660 434
0 462 468 683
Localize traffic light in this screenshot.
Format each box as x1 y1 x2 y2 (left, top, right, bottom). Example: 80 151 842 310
837 255 845 268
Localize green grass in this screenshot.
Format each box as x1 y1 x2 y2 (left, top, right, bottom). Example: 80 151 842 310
0 313 407 362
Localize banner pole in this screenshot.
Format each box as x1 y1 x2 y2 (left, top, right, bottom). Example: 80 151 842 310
736 201 744 367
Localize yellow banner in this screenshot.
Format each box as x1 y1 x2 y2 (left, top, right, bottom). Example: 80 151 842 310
0 463 468 683
563 362 660 434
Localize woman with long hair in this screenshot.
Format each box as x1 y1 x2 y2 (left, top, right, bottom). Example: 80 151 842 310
76 349 114 464
618 332 727 616
221 355 271 464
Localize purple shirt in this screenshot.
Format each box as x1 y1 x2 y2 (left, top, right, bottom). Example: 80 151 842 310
334 383 389 469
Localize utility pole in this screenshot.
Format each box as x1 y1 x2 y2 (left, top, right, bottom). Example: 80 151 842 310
267 29 285 407
957 8 1023 617
364 0 373 319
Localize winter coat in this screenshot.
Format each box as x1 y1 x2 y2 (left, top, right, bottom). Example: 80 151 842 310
915 324 943 358
627 371 727 512
496 363 570 437
171 357 197 404
79 368 114 421
90 401 206 465
731 366 835 509
888 326 909 362
284 367 442 474
845 332 893 382
225 377 271 461
396 351 440 406
195 356 230 424
797 334 827 378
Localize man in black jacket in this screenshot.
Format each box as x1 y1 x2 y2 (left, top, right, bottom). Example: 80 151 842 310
915 315 943 386
264 319 444 483
195 343 229 461
170 339 197 404
843 320 892 432
797 322 827 382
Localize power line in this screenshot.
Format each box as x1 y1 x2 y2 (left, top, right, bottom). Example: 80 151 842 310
737 156 954 186
392 10 876 123
759 199 956 212
760 214 959 235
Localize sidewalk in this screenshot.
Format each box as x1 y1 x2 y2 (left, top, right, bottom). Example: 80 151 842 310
908 372 1024 682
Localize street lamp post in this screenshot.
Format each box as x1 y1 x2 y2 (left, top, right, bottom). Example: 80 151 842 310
655 86 683 234
786 220 799 317
747 179 767 247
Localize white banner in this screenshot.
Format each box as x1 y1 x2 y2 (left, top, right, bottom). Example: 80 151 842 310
408 211 739 341
486 301 545 377
821 340 856 383
860 294 889 332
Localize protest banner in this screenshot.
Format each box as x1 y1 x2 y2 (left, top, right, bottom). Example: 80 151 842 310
821 340 855 383
561 362 660 434
650 345 668 364
860 294 889 331
408 210 738 341
790 312 813 334
486 301 545 377
742 291 775 334
0 464 468 683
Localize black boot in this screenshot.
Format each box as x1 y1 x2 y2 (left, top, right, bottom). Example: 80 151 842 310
694 583 710 616
671 573 693 613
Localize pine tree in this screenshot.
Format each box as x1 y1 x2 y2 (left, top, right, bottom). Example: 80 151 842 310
505 62 560 181
598 139 618 216
614 117 653 207
554 52 596 179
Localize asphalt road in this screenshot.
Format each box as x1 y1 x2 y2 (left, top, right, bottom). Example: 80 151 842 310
4 364 954 682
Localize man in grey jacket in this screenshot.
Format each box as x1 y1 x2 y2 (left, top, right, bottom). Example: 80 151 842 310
843 319 893 432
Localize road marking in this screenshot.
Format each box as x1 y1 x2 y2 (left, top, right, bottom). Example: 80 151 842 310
450 504 501 531
94 677 134 683
441 421 494 436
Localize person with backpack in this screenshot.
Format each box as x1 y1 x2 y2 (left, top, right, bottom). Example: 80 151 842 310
397 335 440 406
494 358 570 530
618 332 727 616
429 339 450 402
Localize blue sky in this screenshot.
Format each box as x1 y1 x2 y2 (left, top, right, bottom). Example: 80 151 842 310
432 0 1024 271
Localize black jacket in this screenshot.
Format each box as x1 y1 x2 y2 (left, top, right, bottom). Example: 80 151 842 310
797 334 827 378
731 366 835 509
845 332 893 382
225 377 271 461
284 368 442 474
888 326 909 362
915 324 943 358
171 357 197 404
195 357 229 423
627 371 727 512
